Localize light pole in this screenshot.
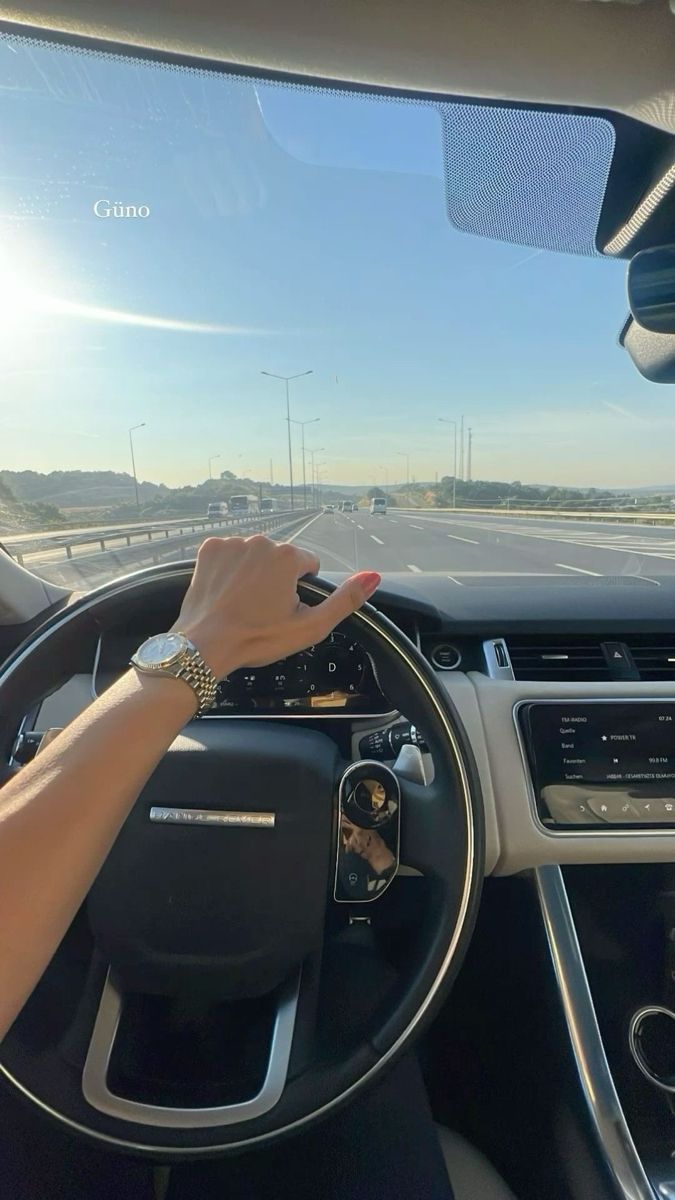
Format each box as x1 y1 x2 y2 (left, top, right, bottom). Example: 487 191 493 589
261 370 313 510
393 451 410 489
128 422 146 516
208 453 221 480
438 417 458 509
290 417 320 509
308 447 325 508
315 468 328 509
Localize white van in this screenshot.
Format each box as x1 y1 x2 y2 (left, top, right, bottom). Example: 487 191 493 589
207 501 228 520
370 497 387 516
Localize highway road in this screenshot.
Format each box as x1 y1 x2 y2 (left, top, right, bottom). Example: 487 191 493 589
290 510 675 584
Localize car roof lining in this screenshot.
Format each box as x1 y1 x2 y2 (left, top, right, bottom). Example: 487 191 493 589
3 14 674 260
2 0 675 136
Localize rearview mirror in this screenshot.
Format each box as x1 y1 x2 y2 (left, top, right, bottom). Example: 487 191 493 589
620 314 675 383
628 245 675 334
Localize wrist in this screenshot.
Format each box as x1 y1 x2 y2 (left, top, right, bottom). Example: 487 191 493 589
169 623 236 681
125 667 200 719
131 631 220 714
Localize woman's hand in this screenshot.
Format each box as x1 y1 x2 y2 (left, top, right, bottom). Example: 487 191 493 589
172 534 381 678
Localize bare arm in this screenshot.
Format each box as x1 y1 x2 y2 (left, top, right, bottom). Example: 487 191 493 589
0 535 380 1039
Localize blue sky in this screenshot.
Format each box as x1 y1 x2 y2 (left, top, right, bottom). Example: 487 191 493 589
0 36 668 489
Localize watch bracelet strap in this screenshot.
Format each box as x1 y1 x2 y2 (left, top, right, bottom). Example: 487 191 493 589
130 638 218 716
174 642 218 715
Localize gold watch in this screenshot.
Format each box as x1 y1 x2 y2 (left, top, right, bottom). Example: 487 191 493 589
130 632 218 715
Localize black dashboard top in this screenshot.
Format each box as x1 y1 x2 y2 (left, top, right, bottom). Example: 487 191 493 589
320 573 675 637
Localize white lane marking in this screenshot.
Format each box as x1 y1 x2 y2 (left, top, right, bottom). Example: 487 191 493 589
422 516 675 562
446 533 479 544
555 562 603 576
407 564 422 572
447 575 464 586
286 512 324 544
357 524 364 530
389 519 398 524
408 524 424 531
370 535 385 545
447 571 565 577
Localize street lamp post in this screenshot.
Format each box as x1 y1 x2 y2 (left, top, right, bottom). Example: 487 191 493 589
378 464 391 493
315 468 328 509
290 417 320 509
393 451 410 489
208 453 221 480
308 447 325 508
128 423 146 516
438 417 458 509
261 370 313 511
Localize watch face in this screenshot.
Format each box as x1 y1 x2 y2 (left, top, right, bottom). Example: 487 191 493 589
137 632 186 668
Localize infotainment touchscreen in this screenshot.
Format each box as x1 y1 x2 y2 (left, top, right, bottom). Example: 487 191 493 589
518 702 675 828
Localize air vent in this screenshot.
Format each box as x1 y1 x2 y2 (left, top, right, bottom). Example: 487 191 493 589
625 637 675 681
506 638 610 682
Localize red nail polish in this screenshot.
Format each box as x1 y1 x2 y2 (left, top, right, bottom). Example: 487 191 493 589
355 571 381 597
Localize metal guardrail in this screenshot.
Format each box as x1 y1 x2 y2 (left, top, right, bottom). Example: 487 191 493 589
396 506 675 525
4 510 308 567
7 509 320 590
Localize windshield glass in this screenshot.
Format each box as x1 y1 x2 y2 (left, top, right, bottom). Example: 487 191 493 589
0 34 665 592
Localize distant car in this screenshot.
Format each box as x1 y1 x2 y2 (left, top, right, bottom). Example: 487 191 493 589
207 501 228 519
323 503 335 512
370 497 387 515
340 501 353 512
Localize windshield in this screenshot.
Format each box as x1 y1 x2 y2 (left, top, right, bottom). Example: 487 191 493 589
0 34 666 593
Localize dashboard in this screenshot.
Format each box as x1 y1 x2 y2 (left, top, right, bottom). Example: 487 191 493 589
95 628 391 717
214 631 390 716
14 571 675 876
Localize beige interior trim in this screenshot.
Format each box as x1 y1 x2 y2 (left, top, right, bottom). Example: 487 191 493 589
2 1 675 132
469 674 675 873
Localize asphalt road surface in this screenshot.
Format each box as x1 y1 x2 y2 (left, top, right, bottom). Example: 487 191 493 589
290 510 675 585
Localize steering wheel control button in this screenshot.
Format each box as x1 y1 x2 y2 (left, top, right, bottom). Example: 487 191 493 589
335 762 400 903
358 721 428 760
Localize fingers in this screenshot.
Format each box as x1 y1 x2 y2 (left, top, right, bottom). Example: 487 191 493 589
195 535 318 580
281 544 320 579
303 571 381 641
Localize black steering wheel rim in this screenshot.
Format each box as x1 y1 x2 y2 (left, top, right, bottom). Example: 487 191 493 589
0 562 484 1156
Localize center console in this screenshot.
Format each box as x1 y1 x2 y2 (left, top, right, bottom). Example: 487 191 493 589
518 700 675 829
549 861 675 1199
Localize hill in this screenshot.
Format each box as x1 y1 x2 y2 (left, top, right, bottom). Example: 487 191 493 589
0 470 164 510
0 476 64 535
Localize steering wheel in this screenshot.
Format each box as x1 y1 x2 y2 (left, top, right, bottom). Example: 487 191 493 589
0 563 483 1157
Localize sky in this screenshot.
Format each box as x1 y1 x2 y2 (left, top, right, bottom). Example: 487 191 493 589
0 35 669 491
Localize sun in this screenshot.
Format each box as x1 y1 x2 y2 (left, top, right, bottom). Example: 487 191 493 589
0 236 48 357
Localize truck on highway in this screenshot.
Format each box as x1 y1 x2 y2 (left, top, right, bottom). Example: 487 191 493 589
207 501 228 520
228 494 259 515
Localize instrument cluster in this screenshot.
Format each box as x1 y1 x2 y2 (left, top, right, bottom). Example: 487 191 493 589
212 631 390 716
